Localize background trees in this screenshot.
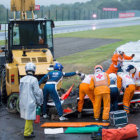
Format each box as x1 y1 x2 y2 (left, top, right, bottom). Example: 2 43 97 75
0 0 140 23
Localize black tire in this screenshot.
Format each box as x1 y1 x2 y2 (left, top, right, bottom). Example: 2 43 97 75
16 97 20 113
0 68 7 103
7 93 19 113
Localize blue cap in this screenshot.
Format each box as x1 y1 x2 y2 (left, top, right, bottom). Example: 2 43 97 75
54 63 63 71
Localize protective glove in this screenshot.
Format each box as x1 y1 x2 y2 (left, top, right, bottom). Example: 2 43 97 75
76 70 79 75
79 73 85 80
131 54 135 58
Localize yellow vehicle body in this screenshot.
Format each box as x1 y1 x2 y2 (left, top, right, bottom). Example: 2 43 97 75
11 0 35 11
6 49 54 96
0 0 55 113
11 0 35 19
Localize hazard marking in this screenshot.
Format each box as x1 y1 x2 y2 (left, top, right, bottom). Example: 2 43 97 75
96 74 103 79
125 75 130 79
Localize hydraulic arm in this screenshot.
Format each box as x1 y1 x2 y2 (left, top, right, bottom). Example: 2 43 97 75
11 0 35 20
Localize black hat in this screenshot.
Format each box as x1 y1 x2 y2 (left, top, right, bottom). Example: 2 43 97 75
126 65 135 72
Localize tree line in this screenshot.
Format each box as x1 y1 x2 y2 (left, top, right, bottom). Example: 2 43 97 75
0 0 140 23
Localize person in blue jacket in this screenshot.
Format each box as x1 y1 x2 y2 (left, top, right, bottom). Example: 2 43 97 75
39 63 79 121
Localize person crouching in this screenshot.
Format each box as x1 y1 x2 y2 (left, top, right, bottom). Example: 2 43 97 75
90 65 110 122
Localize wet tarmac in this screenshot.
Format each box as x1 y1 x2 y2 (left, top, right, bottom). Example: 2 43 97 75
0 105 139 140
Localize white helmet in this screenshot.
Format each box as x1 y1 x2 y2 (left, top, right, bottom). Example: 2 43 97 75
109 73 117 81
117 48 124 55
25 62 36 72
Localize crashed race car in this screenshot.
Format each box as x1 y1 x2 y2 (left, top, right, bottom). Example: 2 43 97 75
46 85 140 119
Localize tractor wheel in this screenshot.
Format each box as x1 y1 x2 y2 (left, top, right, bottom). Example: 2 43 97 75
16 97 20 113
7 93 19 113
0 68 7 103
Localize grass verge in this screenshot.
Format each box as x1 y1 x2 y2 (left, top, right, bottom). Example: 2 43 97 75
0 40 5 45
55 25 140 40
55 25 140 89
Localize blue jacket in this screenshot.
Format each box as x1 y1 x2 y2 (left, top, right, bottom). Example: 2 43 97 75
39 70 76 85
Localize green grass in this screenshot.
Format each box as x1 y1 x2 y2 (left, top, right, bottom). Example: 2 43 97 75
58 40 126 67
55 25 140 89
56 25 140 68
0 40 5 45
59 40 127 89
55 25 140 40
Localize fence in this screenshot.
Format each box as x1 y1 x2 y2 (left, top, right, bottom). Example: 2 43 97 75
0 9 140 24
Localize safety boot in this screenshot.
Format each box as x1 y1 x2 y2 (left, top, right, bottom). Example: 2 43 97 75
43 114 49 119
59 116 68 121
95 118 99 121
24 133 35 138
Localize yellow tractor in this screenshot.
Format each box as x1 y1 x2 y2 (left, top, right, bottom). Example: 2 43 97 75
0 0 55 113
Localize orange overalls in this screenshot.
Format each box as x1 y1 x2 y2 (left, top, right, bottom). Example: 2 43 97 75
78 75 95 113
106 53 133 74
117 74 135 113
90 72 110 120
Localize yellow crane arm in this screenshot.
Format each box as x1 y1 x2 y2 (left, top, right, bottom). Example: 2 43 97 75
11 0 35 20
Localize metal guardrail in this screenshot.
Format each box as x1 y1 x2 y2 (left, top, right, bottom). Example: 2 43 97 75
54 17 140 26
1 17 140 30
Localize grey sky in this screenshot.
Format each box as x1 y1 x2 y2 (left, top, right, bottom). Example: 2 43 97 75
0 0 91 8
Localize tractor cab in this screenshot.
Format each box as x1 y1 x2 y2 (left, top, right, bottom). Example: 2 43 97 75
6 19 54 63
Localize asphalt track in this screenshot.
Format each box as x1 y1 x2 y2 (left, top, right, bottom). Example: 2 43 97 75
54 37 121 58
0 105 139 140
0 37 139 140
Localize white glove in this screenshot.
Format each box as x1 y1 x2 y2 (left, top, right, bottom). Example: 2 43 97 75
80 73 85 80
76 70 79 74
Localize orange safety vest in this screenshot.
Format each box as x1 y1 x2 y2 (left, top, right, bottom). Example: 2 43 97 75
93 72 108 87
